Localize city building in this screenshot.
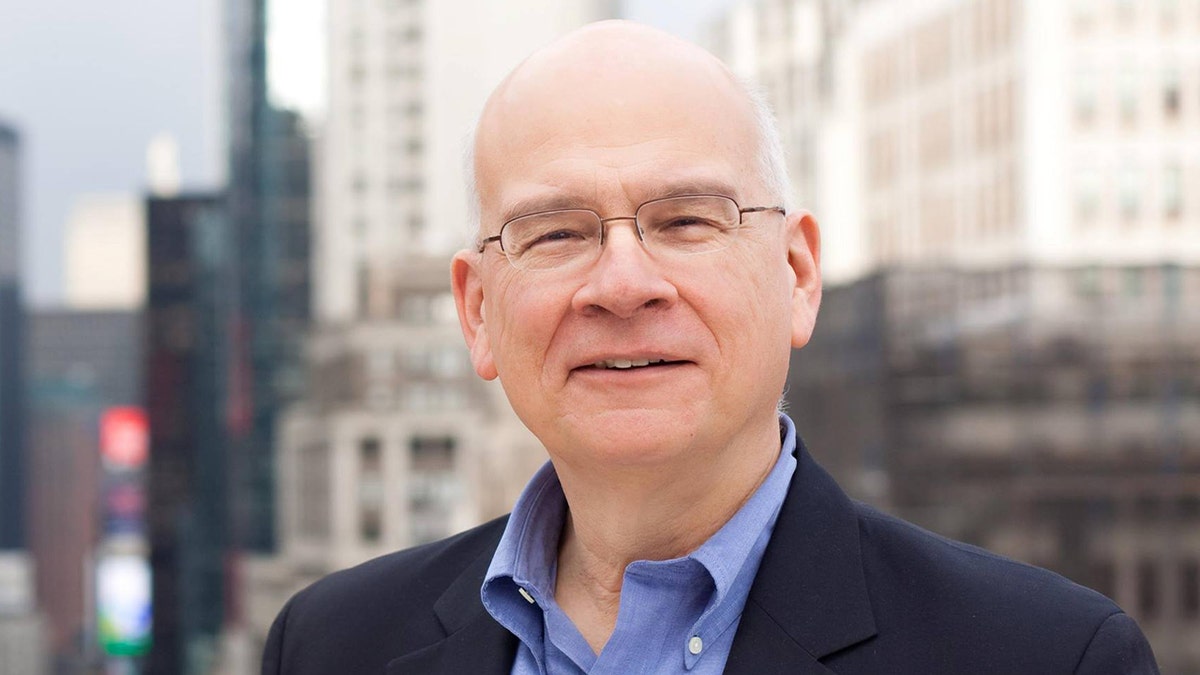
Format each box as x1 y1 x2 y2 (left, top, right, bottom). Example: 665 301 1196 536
25 309 143 672
709 0 1200 669
0 118 24 552
225 0 313 560
0 117 46 675
144 192 229 675
62 193 146 311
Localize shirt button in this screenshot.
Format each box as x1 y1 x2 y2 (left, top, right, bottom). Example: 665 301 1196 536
517 587 535 604
688 636 704 655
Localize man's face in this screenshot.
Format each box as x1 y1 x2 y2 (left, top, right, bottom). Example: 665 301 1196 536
453 30 820 471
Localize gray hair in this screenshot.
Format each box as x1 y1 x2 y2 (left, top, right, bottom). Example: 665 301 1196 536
462 77 793 242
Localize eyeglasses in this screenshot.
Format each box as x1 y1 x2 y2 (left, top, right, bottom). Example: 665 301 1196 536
477 194 785 272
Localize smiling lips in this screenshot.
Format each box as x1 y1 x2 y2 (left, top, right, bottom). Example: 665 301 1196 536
587 358 689 370
593 358 666 369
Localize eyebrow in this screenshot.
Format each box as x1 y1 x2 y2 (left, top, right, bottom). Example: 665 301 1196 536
497 177 742 224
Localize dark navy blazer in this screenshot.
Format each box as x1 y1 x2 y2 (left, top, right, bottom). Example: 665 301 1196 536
262 442 1159 674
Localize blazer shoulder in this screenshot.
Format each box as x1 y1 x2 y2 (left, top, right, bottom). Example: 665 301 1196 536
853 500 1119 618
849 500 1147 671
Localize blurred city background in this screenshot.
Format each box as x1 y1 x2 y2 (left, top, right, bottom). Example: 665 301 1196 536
0 0 1197 672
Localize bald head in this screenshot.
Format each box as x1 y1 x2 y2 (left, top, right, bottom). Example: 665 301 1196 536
466 21 791 236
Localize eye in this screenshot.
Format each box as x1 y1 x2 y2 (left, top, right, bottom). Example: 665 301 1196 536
505 213 597 257
660 216 720 229
528 228 587 247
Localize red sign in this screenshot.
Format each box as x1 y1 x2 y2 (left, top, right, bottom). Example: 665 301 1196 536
100 407 148 468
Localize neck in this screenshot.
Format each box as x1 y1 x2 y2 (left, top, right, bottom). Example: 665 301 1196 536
550 415 782 653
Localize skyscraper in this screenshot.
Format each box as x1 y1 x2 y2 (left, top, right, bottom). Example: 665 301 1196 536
0 116 46 675
225 0 312 557
0 118 23 552
144 192 228 675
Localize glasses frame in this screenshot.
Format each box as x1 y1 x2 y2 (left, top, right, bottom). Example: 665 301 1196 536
476 193 786 270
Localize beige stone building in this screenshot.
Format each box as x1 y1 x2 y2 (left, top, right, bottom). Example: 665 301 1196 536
709 0 1200 670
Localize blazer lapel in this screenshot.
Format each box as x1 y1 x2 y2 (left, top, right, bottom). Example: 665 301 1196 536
385 612 516 675
726 442 877 673
386 544 517 675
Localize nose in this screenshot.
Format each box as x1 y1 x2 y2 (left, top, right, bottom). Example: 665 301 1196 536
571 219 678 319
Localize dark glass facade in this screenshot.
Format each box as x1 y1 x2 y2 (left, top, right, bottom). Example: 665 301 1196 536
145 193 229 675
0 120 25 551
225 0 311 555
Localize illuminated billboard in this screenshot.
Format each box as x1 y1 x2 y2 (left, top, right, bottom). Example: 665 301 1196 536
96 553 152 656
100 407 148 470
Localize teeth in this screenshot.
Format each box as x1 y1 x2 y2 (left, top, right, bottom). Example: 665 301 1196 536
594 358 666 369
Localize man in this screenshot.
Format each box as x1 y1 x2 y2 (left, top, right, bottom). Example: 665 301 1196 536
263 21 1159 674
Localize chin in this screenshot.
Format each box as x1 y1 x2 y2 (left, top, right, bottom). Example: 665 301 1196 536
553 406 706 467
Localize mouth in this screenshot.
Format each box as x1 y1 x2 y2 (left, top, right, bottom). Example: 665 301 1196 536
582 358 688 371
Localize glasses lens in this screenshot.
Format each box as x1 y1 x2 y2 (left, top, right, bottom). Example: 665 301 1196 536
501 210 601 270
637 196 740 255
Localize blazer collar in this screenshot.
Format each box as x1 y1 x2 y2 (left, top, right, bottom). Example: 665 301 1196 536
725 439 877 673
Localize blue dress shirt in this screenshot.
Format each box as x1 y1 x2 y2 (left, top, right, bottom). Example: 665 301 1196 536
481 416 799 674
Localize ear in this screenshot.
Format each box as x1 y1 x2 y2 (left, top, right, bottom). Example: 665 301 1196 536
451 250 498 380
785 211 822 349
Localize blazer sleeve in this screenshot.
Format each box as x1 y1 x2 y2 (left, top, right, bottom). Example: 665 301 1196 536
1073 612 1160 675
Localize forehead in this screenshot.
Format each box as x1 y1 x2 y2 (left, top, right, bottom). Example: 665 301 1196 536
474 41 762 220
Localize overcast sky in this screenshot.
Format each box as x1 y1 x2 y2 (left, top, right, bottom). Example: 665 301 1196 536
0 0 734 306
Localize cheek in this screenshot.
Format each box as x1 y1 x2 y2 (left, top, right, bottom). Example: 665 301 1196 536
486 281 565 376
712 261 795 367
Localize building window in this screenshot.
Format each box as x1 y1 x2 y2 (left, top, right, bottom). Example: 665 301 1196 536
1118 69 1139 125
1075 169 1101 222
1076 266 1101 298
1160 0 1180 26
1073 70 1098 124
1164 265 1182 304
399 294 430 323
1115 0 1137 24
1089 559 1116 599
298 444 331 538
1183 559 1200 620
1164 163 1183 219
1118 167 1140 220
359 437 384 543
1071 0 1096 30
1123 267 1144 298
1137 559 1159 619
431 346 466 379
409 436 457 544
1163 69 1181 119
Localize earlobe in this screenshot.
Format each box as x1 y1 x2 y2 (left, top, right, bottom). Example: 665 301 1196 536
786 211 822 349
451 251 498 380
